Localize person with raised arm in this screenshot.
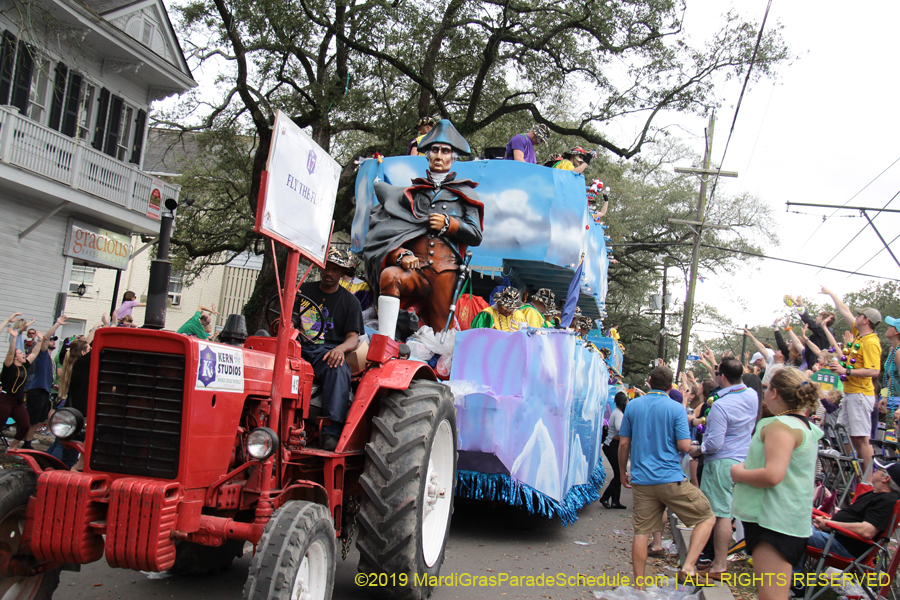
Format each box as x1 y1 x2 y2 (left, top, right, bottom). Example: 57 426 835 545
1 312 43 451
820 286 881 474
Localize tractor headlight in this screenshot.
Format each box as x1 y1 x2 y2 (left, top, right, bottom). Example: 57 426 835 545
247 427 278 460
49 408 84 439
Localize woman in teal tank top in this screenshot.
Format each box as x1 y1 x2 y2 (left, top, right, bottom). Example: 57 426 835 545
730 368 824 600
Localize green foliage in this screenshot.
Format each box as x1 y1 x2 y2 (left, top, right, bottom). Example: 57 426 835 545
603 138 777 382
159 0 792 327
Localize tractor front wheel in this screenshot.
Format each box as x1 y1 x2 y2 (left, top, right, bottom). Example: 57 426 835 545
356 379 457 600
0 469 61 600
243 501 335 600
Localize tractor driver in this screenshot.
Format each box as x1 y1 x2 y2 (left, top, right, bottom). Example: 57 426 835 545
297 247 365 451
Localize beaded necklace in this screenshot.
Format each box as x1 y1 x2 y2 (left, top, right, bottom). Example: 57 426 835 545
885 344 900 395
494 310 516 332
6 362 26 394
706 384 748 407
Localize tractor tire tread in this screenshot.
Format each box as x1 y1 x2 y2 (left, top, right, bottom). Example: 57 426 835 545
356 379 457 600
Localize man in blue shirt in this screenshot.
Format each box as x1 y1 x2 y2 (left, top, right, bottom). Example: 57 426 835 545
689 356 758 578
23 315 67 449
620 365 715 586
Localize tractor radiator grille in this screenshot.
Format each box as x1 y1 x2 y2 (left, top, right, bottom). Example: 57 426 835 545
90 349 185 479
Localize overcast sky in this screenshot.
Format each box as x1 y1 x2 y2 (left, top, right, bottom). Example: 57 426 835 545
628 0 900 346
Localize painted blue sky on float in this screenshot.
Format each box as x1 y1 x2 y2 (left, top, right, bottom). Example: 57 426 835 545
351 156 609 310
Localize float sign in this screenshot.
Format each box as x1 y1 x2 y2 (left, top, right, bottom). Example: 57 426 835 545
195 343 245 392
63 220 133 270
257 109 340 266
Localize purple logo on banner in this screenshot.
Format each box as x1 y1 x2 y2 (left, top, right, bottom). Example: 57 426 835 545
198 345 217 387
307 149 317 175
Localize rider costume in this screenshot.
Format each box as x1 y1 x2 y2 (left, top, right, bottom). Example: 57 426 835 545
470 288 529 332
364 120 484 334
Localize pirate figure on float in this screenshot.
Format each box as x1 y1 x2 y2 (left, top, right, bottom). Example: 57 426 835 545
363 119 484 337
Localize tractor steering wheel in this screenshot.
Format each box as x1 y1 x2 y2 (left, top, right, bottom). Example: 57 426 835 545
264 293 326 344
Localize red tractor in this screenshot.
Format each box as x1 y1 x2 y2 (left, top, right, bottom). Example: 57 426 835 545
0 248 457 600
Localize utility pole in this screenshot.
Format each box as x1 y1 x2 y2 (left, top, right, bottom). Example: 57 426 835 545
673 114 738 375
657 262 668 361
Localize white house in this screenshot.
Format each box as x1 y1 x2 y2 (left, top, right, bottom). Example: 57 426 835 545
0 0 195 340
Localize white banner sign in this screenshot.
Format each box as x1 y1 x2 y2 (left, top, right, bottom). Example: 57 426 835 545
195 343 245 392
260 110 340 265
64 220 133 270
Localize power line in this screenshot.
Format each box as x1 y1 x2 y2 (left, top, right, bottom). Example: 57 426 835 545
607 241 900 280
814 187 900 276
849 230 900 277
795 154 900 253
707 0 773 208
699 244 899 281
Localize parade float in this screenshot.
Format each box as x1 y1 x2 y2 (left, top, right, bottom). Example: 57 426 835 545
352 149 618 524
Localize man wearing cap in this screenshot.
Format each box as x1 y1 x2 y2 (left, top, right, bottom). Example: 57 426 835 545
364 119 484 337
552 147 593 174
470 288 528 332
792 459 900 591
298 247 365 451
820 286 882 472
520 288 555 328
504 124 549 164
407 116 435 156
745 328 784 387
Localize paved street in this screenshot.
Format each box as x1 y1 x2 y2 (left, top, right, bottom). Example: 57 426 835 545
53 472 649 600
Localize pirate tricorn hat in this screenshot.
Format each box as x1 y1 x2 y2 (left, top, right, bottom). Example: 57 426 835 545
418 119 471 156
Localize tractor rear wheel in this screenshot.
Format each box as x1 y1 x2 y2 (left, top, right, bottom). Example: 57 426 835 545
356 379 457 600
243 501 335 600
0 469 61 600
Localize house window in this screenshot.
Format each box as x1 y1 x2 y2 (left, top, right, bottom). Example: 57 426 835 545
117 104 134 162
27 58 50 123
168 271 184 306
69 265 96 295
77 83 95 141
141 21 154 46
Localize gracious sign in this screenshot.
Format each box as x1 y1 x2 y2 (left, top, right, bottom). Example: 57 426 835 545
258 109 340 266
195 343 245 392
64 220 133 270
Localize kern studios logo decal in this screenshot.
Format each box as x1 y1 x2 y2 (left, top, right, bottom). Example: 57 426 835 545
198 345 217 387
195 343 245 392
307 149 317 175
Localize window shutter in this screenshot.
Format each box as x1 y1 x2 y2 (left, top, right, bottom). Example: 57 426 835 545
103 94 123 157
92 87 110 150
60 72 82 137
48 62 67 131
0 32 17 105
11 41 33 115
130 109 146 165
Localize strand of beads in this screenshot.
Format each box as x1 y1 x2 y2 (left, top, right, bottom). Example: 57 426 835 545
839 341 862 381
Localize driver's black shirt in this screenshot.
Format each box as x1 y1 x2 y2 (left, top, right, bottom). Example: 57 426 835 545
298 282 364 346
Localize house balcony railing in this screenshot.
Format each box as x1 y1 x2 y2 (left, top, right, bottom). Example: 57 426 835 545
0 105 179 217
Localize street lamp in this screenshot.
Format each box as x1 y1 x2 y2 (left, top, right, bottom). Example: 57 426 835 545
143 198 178 329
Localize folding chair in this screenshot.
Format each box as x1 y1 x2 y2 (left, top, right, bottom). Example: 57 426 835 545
818 423 864 508
802 496 900 600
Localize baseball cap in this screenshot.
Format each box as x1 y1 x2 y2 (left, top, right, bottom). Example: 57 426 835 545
851 306 882 326
668 388 683 404
750 349 775 363
873 459 900 487
886 316 900 330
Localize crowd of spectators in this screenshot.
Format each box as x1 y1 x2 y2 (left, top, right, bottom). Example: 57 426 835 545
606 286 900 599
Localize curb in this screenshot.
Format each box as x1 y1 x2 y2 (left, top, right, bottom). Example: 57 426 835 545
668 513 736 600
